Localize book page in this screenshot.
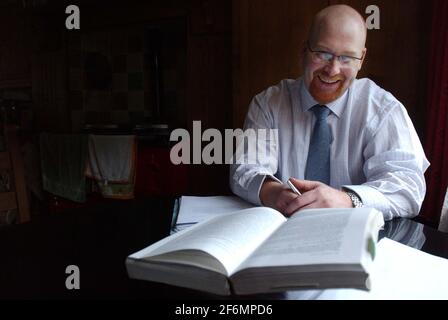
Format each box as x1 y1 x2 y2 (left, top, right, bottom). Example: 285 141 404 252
136 207 286 276
237 208 381 271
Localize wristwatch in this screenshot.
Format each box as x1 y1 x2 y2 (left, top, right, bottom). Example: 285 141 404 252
345 191 363 208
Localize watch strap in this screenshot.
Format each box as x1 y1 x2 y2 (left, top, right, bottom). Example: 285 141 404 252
345 191 363 208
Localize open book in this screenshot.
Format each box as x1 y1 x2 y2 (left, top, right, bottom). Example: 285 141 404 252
126 206 384 295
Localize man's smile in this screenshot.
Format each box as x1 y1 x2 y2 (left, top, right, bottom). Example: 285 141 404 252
317 75 341 85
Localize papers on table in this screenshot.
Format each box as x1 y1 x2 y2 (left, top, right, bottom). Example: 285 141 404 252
171 196 255 233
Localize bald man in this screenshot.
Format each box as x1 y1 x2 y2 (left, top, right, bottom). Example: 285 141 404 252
229 5 429 221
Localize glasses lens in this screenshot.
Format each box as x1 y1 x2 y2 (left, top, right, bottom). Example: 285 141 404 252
316 52 333 62
339 55 352 64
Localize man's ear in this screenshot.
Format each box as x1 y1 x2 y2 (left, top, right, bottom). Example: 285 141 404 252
359 48 367 71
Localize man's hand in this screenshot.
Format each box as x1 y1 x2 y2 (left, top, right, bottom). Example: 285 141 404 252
283 178 352 216
259 178 298 214
260 177 353 216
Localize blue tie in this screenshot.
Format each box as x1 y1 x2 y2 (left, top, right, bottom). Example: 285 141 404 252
305 105 331 184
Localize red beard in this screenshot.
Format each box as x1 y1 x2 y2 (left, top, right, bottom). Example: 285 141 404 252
309 73 347 104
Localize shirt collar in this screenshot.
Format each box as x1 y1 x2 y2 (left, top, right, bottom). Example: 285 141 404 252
299 79 349 118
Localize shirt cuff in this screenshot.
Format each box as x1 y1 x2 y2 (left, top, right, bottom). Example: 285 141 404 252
342 185 392 220
249 174 282 206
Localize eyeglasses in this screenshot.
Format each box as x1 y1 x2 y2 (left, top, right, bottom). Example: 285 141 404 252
307 42 364 66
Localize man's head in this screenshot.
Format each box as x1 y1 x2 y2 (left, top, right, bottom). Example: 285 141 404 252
303 5 367 104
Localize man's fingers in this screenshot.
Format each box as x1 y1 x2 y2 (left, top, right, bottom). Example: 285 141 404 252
289 178 321 193
276 189 298 213
284 192 315 216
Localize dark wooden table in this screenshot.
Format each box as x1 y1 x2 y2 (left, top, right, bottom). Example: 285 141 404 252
1 198 447 299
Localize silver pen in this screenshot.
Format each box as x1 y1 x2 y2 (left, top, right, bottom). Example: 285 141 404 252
287 179 302 196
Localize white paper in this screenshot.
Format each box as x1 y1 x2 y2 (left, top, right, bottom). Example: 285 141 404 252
176 196 254 224
286 238 448 300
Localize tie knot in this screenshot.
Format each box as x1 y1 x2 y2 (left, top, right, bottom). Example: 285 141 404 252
312 105 331 120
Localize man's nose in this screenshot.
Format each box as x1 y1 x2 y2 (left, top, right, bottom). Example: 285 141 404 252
323 59 341 77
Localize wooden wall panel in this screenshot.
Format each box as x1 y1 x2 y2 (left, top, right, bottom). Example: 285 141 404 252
233 0 328 127
0 7 32 88
186 0 233 195
329 0 430 136
186 36 232 129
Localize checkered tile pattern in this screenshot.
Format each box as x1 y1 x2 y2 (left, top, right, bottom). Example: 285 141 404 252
67 28 152 131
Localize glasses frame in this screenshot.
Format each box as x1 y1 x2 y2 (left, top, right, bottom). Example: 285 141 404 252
306 41 364 65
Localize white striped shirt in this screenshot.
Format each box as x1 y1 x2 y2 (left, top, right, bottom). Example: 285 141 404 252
230 77 430 220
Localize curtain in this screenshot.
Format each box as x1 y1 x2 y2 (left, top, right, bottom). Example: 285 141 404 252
421 0 448 226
